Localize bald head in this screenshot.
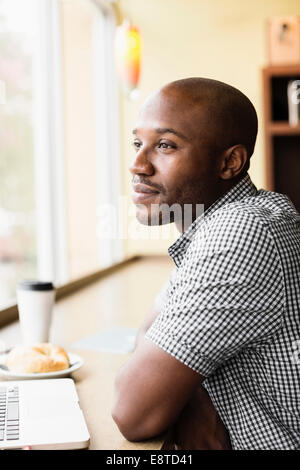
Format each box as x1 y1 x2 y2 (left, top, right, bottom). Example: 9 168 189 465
157 77 258 174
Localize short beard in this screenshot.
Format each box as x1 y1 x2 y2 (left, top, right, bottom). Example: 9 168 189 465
135 201 204 232
134 175 211 229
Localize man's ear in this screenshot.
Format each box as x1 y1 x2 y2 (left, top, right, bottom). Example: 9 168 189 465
219 145 248 180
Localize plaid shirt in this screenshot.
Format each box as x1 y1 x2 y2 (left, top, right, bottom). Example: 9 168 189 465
146 173 300 450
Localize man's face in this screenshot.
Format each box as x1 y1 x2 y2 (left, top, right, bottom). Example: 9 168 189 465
129 88 220 228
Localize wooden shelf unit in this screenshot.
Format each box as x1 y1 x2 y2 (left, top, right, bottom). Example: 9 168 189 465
267 122 300 135
262 65 300 213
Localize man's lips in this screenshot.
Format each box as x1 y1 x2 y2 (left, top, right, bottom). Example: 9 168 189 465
133 184 160 194
132 184 160 203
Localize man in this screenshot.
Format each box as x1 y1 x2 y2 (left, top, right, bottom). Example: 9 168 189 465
112 78 300 450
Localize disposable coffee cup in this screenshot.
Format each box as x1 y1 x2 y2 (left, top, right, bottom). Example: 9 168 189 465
17 281 55 345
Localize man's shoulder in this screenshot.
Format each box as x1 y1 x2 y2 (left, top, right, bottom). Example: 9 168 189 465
191 188 299 255
229 187 295 211
205 188 299 233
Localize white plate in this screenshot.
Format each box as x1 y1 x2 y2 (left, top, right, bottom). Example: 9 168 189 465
0 352 83 380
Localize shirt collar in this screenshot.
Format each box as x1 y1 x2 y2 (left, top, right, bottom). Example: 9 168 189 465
168 173 258 267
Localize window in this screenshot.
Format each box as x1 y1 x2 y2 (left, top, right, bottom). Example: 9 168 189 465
61 0 123 277
0 0 122 309
0 0 38 308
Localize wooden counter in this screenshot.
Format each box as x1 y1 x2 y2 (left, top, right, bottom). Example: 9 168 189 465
0 255 174 450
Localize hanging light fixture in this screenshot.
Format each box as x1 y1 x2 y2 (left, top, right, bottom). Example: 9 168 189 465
115 20 142 100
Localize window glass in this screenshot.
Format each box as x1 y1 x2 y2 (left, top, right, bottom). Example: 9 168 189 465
0 0 38 308
0 0 122 309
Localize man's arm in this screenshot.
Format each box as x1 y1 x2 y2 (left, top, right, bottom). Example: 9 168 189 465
112 269 205 442
112 269 230 447
112 336 204 442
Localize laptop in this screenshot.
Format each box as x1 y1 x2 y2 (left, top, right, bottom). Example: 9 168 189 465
0 378 90 450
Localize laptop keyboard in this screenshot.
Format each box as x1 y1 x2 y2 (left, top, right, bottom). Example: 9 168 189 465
0 386 19 441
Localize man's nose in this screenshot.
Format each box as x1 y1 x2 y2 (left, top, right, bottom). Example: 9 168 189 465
129 147 154 176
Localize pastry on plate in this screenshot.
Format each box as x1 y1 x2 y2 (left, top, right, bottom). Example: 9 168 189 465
6 343 70 374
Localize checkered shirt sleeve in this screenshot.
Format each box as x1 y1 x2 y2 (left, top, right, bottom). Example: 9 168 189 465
146 210 285 377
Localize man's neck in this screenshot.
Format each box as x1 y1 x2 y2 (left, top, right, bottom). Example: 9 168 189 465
174 180 238 234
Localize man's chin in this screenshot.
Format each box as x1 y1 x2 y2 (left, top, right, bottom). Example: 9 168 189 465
134 203 158 226
135 206 176 226
135 210 159 226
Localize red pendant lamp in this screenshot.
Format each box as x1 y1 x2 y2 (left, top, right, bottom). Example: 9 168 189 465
115 20 142 99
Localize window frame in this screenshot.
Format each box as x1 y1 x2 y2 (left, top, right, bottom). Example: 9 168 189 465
33 0 68 285
92 0 124 267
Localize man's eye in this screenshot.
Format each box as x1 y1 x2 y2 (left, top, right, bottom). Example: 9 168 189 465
132 141 141 149
158 142 175 149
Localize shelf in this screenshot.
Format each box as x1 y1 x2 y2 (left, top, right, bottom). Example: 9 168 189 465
263 65 300 77
267 122 300 135
262 65 300 211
